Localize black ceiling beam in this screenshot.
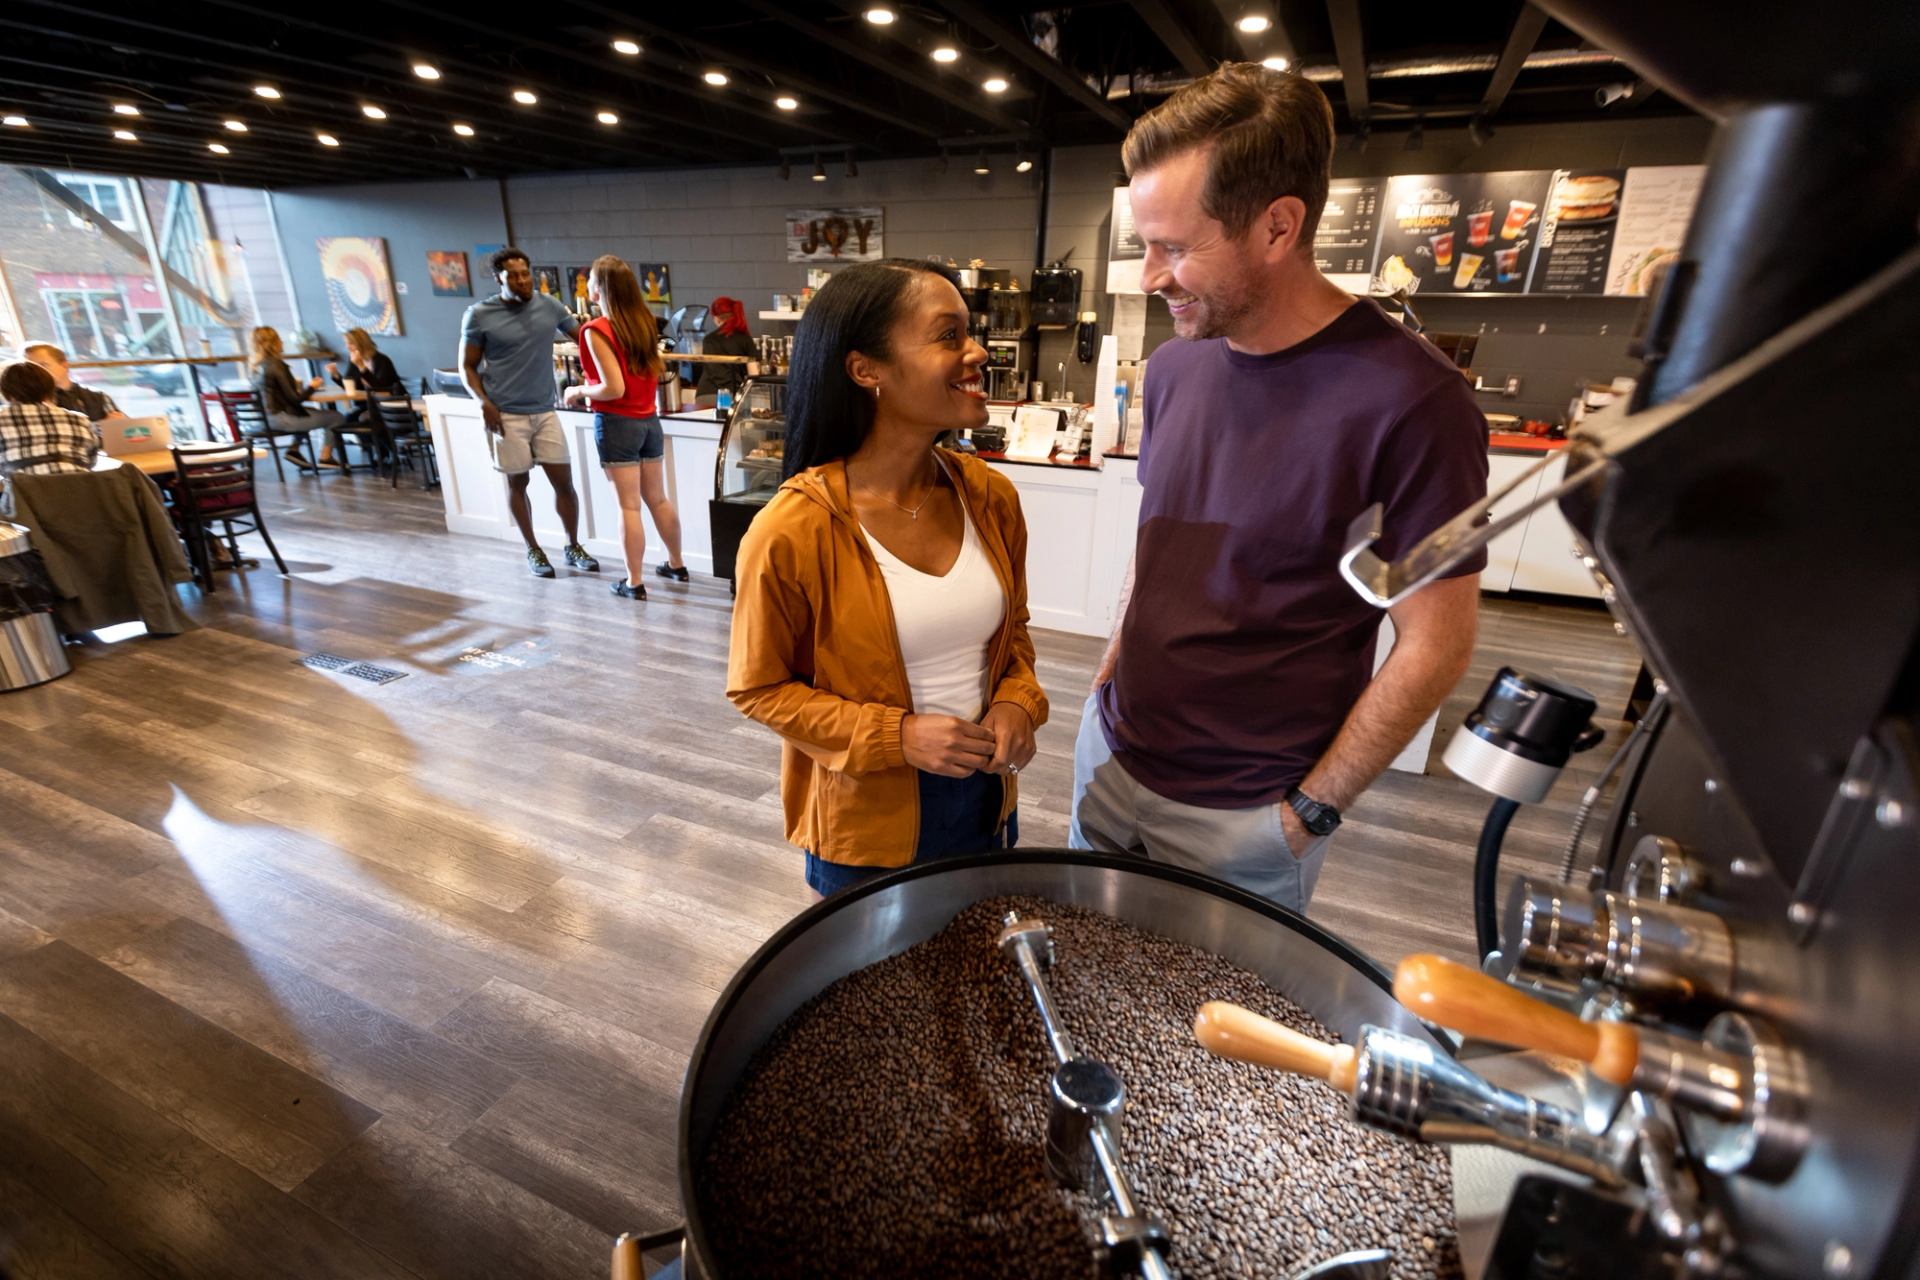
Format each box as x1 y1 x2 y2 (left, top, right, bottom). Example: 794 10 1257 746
332 0 836 151
0 112 424 183
0 139 365 188
1325 0 1370 121
738 0 1026 134
1127 0 1214 78
928 0 1134 132
1480 2 1550 118
2 6 730 162
0 33 718 172
562 1 947 141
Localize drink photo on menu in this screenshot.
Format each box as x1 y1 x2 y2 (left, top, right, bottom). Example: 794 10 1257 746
1377 171 1556 294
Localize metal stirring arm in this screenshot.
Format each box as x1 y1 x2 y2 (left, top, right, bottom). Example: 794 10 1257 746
998 913 1174 1280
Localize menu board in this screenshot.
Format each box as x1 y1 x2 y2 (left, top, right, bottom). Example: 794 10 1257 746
1604 165 1707 295
1313 180 1383 276
1531 169 1628 294
1374 172 1555 295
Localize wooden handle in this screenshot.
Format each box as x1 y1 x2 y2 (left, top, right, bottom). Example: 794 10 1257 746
1194 1001 1358 1092
610 1233 643 1280
1392 954 1639 1085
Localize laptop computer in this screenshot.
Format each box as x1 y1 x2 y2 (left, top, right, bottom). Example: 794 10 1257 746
98 416 173 457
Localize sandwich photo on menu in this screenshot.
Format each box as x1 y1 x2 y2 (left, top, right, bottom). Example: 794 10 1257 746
1551 174 1622 222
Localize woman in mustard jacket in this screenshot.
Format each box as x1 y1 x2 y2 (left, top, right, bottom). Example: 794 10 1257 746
726 260 1048 896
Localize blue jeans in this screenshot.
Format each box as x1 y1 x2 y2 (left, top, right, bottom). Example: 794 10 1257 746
804 769 1017 895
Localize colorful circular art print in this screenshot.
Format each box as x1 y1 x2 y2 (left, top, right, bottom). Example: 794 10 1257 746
317 236 399 336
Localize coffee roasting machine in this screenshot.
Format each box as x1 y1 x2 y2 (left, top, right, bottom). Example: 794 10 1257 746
614 3 1920 1277
1264 2 1920 1276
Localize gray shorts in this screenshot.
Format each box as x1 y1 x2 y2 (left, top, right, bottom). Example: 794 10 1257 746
1067 691 1330 915
491 410 570 474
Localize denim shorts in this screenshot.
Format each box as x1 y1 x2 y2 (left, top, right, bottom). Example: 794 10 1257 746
594 412 664 467
804 769 1018 896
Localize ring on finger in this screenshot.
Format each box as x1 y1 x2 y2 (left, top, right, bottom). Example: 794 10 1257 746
1006 763 1020 775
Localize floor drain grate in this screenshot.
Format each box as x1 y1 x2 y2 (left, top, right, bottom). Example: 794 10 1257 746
298 652 408 684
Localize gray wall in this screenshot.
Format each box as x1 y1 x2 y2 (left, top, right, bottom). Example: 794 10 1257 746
504 158 1046 318
269 178 508 381
264 113 1714 411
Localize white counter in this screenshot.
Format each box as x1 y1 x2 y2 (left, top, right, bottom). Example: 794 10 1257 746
424 396 722 575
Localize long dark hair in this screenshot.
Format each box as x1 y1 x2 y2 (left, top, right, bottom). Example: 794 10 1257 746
783 258 961 480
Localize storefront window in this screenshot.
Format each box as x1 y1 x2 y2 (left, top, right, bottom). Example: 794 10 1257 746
0 164 299 435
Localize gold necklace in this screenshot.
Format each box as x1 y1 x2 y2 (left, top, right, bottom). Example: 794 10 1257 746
852 457 940 520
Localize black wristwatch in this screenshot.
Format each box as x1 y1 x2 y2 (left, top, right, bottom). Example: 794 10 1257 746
1285 787 1342 837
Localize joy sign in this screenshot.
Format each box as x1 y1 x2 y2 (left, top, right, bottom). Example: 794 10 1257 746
786 206 886 263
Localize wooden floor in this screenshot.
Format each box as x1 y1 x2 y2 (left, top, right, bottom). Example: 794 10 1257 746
0 472 1636 1278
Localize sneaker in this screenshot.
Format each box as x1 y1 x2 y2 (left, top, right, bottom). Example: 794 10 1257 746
564 543 599 572
655 562 690 583
611 579 647 601
526 547 556 578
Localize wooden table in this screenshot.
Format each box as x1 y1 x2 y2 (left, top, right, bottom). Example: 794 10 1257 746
95 443 255 477
309 390 428 412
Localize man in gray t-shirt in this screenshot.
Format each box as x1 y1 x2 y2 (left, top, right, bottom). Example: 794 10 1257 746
459 248 597 579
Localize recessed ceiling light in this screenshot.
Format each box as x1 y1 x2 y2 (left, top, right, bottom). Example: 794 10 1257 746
512 89 538 105
224 119 248 132
412 62 440 79
931 46 960 63
612 39 640 55
113 129 137 141
1015 156 1033 173
982 76 1009 93
2 116 28 128
208 142 230 154
596 110 619 125
974 151 991 175
1237 14 1271 33
362 104 387 120
1261 55 1290 71
864 7 896 23
453 122 475 137
254 84 281 99
811 156 826 182
775 95 799 111
112 103 140 116
703 70 729 87
316 132 339 147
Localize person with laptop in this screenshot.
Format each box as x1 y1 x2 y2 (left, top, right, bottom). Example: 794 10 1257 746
22 343 127 423
0 360 99 477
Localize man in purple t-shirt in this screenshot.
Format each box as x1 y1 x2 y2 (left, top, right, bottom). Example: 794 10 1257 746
1069 64 1488 914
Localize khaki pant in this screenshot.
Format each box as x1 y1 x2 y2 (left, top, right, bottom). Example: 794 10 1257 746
1067 692 1330 915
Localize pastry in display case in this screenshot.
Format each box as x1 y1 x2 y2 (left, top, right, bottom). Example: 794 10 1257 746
709 374 787 590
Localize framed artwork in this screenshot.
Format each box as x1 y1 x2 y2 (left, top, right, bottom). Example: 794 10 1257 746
785 207 884 263
533 266 562 298
566 266 591 307
426 250 471 297
635 262 672 308
316 236 400 336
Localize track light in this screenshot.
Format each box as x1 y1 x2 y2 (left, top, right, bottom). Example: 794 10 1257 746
846 154 858 178
974 149 990 175
1406 118 1424 152
1468 114 1494 147
937 149 949 174
779 158 791 180
812 154 827 182
1016 156 1033 173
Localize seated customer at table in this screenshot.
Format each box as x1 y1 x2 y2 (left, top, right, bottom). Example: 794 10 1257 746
251 326 348 472
0 360 100 477
23 343 128 423
326 327 406 422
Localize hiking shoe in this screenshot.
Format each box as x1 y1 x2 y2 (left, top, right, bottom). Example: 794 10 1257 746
564 543 599 572
527 547 555 578
611 579 647 601
655 562 690 583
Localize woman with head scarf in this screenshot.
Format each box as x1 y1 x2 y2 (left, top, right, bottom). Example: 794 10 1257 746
694 297 756 406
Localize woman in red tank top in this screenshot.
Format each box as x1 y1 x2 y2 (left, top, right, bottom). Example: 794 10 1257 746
563 255 688 599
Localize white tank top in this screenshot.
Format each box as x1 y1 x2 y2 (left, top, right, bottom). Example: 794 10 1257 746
861 485 1006 721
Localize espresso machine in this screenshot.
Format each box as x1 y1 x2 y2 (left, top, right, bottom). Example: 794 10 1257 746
1192 3 1920 1276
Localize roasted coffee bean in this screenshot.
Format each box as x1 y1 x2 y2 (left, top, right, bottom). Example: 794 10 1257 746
700 896 1462 1279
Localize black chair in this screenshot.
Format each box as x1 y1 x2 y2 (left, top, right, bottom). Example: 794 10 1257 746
168 443 287 593
371 392 439 489
218 388 310 483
